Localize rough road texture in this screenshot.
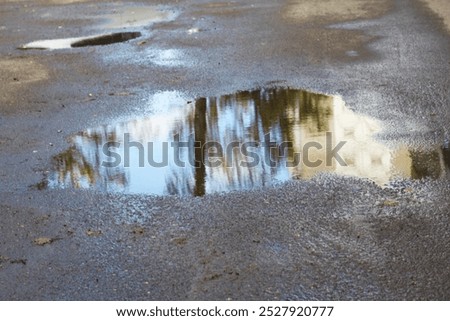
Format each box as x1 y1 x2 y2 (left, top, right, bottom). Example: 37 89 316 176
0 0 449 300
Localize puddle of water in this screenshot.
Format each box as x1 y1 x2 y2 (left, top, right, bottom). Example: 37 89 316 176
19 32 142 50
20 37 83 50
101 7 174 29
443 143 450 170
47 88 448 196
71 32 141 47
19 5 175 50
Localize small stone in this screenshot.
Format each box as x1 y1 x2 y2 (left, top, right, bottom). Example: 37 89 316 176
171 237 187 246
33 237 53 246
10 259 27 265
86 229 102 237
383 199 399 207
132 227 145 235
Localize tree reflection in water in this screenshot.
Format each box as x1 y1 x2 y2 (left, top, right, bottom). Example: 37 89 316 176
48 88 448 195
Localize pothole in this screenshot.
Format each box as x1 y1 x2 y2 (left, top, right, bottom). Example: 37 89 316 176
46 88 449 196
19 32 142 50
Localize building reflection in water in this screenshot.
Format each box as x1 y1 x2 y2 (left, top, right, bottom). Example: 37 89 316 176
48 88 449 196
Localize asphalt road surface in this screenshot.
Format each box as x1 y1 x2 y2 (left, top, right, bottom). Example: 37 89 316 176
0 0 449 300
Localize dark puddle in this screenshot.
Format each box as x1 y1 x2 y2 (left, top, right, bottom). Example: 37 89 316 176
47 88 449 196
443 140 450 170
71 32 142 47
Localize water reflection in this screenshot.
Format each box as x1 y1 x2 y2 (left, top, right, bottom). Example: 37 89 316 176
48 88 449 195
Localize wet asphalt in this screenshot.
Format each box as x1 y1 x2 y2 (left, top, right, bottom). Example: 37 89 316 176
0 0 449 300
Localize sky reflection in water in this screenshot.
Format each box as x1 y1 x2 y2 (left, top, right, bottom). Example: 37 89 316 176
48 88 449 196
